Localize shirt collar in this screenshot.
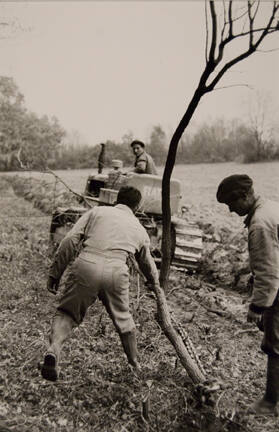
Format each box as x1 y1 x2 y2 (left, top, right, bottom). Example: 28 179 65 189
115 203 134 216
244 196 262 228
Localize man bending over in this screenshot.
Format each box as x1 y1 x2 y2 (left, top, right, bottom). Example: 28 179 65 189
41 186 159 381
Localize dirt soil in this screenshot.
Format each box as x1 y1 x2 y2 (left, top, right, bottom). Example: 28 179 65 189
1 174 279 432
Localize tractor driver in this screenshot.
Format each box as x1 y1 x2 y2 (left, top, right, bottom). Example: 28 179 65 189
128 140 158 175
41 186 160 381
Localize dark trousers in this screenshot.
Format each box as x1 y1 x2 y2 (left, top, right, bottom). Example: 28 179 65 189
261 296 279 357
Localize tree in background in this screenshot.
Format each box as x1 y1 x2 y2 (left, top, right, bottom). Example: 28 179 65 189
179 118 255 163
242 90 279 162
57 130 91 169
0 10 29 40
0 77 26 157
1 77 277 172
225 118 252 162
146 124 167 166
120 130 134 149
0 76 65 171
20 112 65 169
189 120 229 162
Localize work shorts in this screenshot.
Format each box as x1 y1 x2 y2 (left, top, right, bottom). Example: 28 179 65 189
261 295 279 357
57 250 135 334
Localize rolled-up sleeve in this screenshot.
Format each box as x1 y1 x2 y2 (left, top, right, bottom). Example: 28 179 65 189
134 155 147 173
249 225 279 311
49 210 93 280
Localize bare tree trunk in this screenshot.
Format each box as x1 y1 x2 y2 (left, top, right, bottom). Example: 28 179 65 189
160 89 204 289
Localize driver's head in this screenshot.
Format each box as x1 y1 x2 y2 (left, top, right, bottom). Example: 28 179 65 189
117 186 142 213
131 140 145 157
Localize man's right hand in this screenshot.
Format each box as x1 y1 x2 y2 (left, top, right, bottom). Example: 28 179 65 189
247 308 262 326
47 276 60 295
247 274 254 295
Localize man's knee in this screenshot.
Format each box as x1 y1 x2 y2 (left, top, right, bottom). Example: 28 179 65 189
53 309 77 329
262 310 279 356
114 317 136 335
261 332 279 357
261 341 279 357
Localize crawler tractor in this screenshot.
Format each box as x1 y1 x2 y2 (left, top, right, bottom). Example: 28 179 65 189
50 163 203 271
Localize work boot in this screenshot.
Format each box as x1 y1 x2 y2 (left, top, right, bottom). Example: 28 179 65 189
249 398 276 415
249 355 279 415
119 330 141 370
41 351 59 382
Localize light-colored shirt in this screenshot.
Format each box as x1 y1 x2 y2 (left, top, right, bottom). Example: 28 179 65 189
50 204 159 285
134 151 158 175
245 197 279 309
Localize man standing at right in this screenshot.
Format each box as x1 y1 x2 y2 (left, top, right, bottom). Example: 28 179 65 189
216 174 279 415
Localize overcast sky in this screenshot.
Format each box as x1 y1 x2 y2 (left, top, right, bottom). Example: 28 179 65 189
1 1 278 145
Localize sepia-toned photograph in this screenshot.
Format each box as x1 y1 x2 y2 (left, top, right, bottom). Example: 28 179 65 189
0 1 279 431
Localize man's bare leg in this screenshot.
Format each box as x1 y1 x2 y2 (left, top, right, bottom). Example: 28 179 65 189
41 311 75 381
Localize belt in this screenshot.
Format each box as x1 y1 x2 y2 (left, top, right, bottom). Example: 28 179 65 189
79 246 128 262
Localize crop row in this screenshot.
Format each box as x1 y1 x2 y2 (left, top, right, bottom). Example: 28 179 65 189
9 175 79 215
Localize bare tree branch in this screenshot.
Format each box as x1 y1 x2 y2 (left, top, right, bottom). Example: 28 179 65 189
16 150 92 206
211 83 254 92
208 1 218 64
206 49 255 92
228 1 233 37
205 0 209 62
252 1 261 22
257 47 279 53
229 25 278 40
221 1 227 42
247 1 254 48
44 169 89 203
205 2 279 93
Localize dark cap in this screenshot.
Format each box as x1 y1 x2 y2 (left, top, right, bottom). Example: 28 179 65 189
131 140 145 148
216 174 253 204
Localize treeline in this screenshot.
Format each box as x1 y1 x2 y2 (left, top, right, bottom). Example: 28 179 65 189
1 76 278 172
56 118 279 170
54 126 168 170
177 118 279 164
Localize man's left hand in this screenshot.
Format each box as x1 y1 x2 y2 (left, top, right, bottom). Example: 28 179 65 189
247 308 262 325
47 276 60 295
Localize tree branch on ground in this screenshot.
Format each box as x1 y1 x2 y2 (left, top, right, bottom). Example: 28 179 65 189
17 150 92 207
